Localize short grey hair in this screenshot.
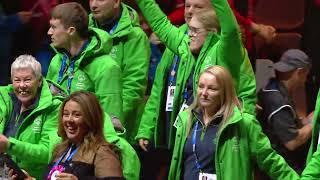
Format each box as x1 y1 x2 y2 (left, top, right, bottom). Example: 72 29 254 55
11 55 42 80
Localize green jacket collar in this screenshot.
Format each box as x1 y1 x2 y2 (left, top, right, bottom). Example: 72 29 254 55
89 3 140 38
51 27 112 68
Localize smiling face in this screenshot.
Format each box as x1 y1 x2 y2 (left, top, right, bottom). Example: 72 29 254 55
188 16 208 54
48 18 71 49
89 0 120 23
197 72 222 109
12 68 41 107
62 100 88 144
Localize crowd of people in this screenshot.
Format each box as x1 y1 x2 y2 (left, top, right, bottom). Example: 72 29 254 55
0 0 319 179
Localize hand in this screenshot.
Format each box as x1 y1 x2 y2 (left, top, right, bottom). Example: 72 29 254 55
8 169 34 180
139 139 149 152
0 134 9 153
301 111 314 125
55 172 78 180
257 24 276 44
17 11 32 24
149 32 161 45
111 116 124 132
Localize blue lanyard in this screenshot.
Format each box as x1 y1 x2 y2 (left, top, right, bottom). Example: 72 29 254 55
57 54 75 94
192 121 203 172
53 144 79 168
57 40 89 94
109 21 119 35
168 55 180 86
183 87 188 102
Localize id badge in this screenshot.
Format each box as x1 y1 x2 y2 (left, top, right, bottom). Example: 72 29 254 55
199 172 216 180
166 86 176 111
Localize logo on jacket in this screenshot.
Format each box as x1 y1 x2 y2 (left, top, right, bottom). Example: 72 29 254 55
76 74 86 90
232 136 240 152
204 57 213 69
33 118 42 133
110 47 118 59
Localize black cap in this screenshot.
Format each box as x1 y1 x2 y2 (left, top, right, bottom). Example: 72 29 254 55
274 49 311 72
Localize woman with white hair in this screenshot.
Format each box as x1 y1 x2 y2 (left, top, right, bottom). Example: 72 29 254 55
0 55 63 179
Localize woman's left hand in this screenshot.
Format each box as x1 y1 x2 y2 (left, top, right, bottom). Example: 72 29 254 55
55 173 78 180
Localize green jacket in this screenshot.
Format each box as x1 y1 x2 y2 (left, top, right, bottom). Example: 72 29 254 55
0 80 63 179
46 27 123 121
89 3 150 144
302 143 320 179
135 0 256 148
169 108 299 180
46 27 140 179
307 89 320 162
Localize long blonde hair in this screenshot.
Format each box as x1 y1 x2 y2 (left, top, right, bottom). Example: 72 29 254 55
186 66 241 135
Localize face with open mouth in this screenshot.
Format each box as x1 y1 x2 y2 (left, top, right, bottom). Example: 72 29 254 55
12 68 41 107
62 100 88 144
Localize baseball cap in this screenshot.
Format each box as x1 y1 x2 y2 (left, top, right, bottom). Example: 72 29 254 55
274 49 311 72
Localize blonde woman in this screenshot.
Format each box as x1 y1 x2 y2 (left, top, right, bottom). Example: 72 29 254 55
169 66 298 180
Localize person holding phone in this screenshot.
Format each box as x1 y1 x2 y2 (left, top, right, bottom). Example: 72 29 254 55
0 55 64 179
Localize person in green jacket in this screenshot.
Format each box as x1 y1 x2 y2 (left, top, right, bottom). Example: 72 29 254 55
0 55 63 179
301 143 320 179
306 89 320 162
169 65 298 180
88 0 150 144
46 3 140 179
46 2 123 122
136 0 256 151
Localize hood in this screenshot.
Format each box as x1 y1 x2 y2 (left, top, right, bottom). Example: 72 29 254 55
50 27 113 65
89 3 140 37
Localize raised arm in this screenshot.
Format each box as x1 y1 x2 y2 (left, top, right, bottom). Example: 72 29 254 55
135 0 187 55
214 0 244 77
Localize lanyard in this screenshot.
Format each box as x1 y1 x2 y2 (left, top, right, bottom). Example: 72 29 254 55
57 54 75 94
53 144 79 168
168 55 180 86
192 121 203 172
57 41 89 94
109 21 119 35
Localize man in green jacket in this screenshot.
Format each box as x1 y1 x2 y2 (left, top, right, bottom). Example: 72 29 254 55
136 0 256 151
46 3 140 179
88 0 150 144
0 55 63 179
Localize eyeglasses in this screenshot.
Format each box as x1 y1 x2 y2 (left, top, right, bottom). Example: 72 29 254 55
188 27 208 37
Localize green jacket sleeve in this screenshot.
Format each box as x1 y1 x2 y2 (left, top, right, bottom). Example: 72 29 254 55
135 49 173 142
0 86 10 132
103 113 140 180
121 27 150 139
307 89 320 162
135 0 187 55
213 0 256 113
92 57 123 121
302 145 320 180
244 114 299 180
7 100 60 165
